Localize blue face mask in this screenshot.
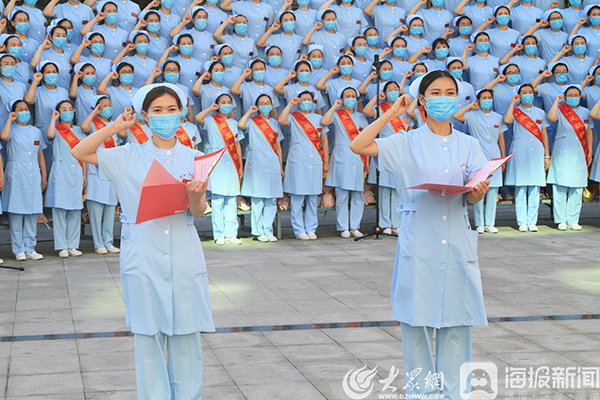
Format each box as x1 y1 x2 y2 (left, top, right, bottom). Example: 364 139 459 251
591 16 600 27
162 0 174 8
507 74 520 85
299 100 313 112
235 24 248 35
386 0 396 3
298 0 310 6
181 107 188 119
550 19 563 30
147 22 161 33
480 99 493 110
8 46 23 58
414 72 425 79
149 112 181 139
61 111 75 123
324 21 337 30
15 23 29 34
393 47 406 58
425 96 458 122
180 44 193 56
310 58 323 69
83 75 97 86
344 97 357 109
355 46 368 57
44 73 59 86
283 21 295 33
120 73 134 86
367 36 379 46
136 43 149 54
16 111 30 124
24 0 37 5
381 70 393 81
596 76 600 86
570 0 581 5
410 26 423 36
165 72 179 83
555 72 568 84
566 97 580 107
573 44 586 56
207 0 219 5
432 0 444 7
476 0 486 3
53 37 67 49
195 19 208 31
90 43 105 55
298 71 310 83
212 71 225 83
476 41 490 52
520 93 534 105
66 29 73 41
340 65 353 76
253 70 266 82
450 69 463 80
2 65 16 78
219 104 233 115
105 13 119 25
459 26 472 36
268 56 282 67
136 112 144 122
259 105 272 115
221 54 234 66
100 106 113 119
524 45 537 56
496 15 510 26
387 90 400 102
435 48 449 59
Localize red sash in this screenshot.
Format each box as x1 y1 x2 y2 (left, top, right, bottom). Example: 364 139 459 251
558 103 589 159
291 111 323 160
91 117 116 148
129 124 150 144
213 115 242 177
175 125 193 148
513 107 543 144
56 123 86 198
251 115 278 154
379 102 406 133
417 106 427 123
336 109 367 173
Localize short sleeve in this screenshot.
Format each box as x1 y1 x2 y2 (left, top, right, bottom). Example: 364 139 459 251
499 120 508 133
374 133 404 174
97 144 132 183
463 111 474 126
540 113 550 130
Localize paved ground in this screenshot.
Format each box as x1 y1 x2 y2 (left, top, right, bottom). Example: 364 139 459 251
0 201 600 399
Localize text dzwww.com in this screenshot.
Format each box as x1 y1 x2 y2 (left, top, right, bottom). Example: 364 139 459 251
377 394 444 399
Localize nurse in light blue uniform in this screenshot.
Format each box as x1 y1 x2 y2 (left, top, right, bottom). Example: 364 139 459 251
45 0 95 45
126 111 153 145
307 45 328 88
259 11 304 70
303 9 348 70
264 45 290 88
215 15 259 70
351 71 490 400
292 0 318 38
155 0 179 39
503 84 550 231
478 6 520 58
455 89 506 233
30 25 72 90
203 0 229 34
164 34 204 90
454 0 493 31
153 61 195 121
510 0 543 35
170 7 216 66
500 35 546 84
448 16 474 57
45 101 84 257
359 60 394 102
0 35 33 86
571 5 600 59
136 10 170 62
278 91 330 240
363 27 383 63
527 9 568 63
239 94 283 241
179 108 202 149
405 15 429 61
547 35 595 85
80 1 129 60
275 60 327 113
316 55 363 107
385 37 412 82
113 0 140 33
582 65 600 153
423 38 451 72
225 0 274 43
13 0 46 44
325 0 368 39
98 62 138 118
213 45 244 91
446 57 475 134
191 60 233 119
72 63 98 119
0 54 27 126
546 86 593 230
533 62 569 148
465 31 499 91
1 100 47 261
323 87 368 237
116 30 157 88
364 0 406 45
8 10 40 64
231 59 280 115
75 32 113 85
195 93 244 245
411 0 454 42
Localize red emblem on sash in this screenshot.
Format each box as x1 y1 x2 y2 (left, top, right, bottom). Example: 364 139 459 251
291 112 324 160
251 115 278 154
512 108 543 144
91 117 116 148
379 102 406 133
559 103 589 159
336 109 367 173
213 115 242 177
129 124 149 144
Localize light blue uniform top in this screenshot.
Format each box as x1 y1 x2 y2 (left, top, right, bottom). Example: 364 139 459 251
204 6 229 34
239 81 280 114
308 68 328 88
323 77 362 108
180 28 216 65
114 0 141 33
533 28 569 63
75 86 97 119
169 55 203 89
14 60 34 86
265 33 304 70
559 55 595 85
80 56 113 86
453 80 475 134
329 4 368 39
125 123 153 145
240 116 284 198
157 9 179 39
97 140 215 336
325 110 368 192
122 55 157 88
202 115 244 196
448 36 470 58
424 58 447 72
107 85 137 117
375 124 488 329
95 24 129 60
283 82 326 112
15 5 45 44
388 59 412 83
53 2 95 45
352 59 372 83
485 27 520 58
181 121 202 148
491 82 518 115
562 8 585 36
19 37 40 64
147 34 170 62
293 8 319 38
310 30 347 70
86 124 119 206
504 105 548 186
372 5 406 45
199 83 231 114
0 79 27 124
45 125 85 210
417 8 454 42
508 55 546 85
466 54 499 91
34 85 69 134
578 27 600 59
405 35 429 61
583 84 600 153
222 34 259 70
462 5 494 31
170 0 188 16
39 49 73 90
231 1 274 43
546 105 592 188
537 82 567 111
283 112 328 195
510 5 544 34
463 109 507 187
265 65 289 88
2 123 46 214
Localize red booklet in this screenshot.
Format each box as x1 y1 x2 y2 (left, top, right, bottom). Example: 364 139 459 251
407 153 514 195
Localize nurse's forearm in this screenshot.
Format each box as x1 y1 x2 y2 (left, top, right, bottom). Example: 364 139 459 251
72 123 120 165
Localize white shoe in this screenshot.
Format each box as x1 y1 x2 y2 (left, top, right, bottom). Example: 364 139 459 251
484 226 498 234
340 230 351 238
307 232 317 240
391 228 398 236
226 237 242 245
106 245 120 254
68 248 82 257
26 251 43 260
351 229 363 238
518 224 528 232
0 258 3 264
296 232 310 240
257 234 269 242
204 203 212 215
557 222 568 231
215 238 225 245
383 228 392 235
58 249 69 258
568 223 582 231
476 226 484 234
15 253 26 261
95 247 108 255
267 235 278 242
528 224 538 232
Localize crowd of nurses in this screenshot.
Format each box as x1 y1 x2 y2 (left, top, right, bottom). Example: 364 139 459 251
2 0 600 262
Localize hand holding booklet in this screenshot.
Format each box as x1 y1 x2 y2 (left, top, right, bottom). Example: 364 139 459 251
135 148 226 224
406 153 514 195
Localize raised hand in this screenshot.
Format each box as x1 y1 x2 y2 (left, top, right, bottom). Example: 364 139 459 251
33 72 43 82
93 104 103 115
555 94 564 103
290 97 301 105
391 94 411 116
51 110 60 121
75 70 84 80
248 105 259 114
242 67 252 77
496 74 506 82
378 92 386 101
542 70 553 78
333 99 343 109
470 101 479 110
511 94 521 103
8 112 18 122
314 21 323 30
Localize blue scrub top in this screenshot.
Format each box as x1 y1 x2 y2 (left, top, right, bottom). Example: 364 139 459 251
324 77 362 108
169 55 203 89
265 65 289 88
107 85 137 117
578 27 600 59
293 8 318 38
372 4 406 45
14 60 34 86
417 8 454 42
265 33 304 70
583 84 600 154
122 55 158 88
75 86 97 121
15 5 46 44
157 9 179 39
329 4 367 39
222 34 259 70
534 28 569 63
491 82 519 115
126 123 153 145
485 27 520 58
54 2 96 45
283 82 326 112
39 48 73 90
180 28 216 65
204 6 229 34
462 5 494 31
310 30 347 70
562 8 585 36
95 24 129 60
0 79 27 124
231 1 274 43
115 0 141 33
19 37 40 64
448 36 470 58
34 85 69 134
239 81 280 114
199 83 231 114
560 55 595 85
466 54 499 91
508 55 546 85
510 5 544 34
389 59 412 83
86 127 120 206
406 35 429 61
147 34 170 62
80 55 113 86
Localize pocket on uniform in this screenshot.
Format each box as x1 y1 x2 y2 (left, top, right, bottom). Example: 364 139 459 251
398 224 416 259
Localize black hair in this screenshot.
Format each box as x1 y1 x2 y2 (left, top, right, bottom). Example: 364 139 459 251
455 15 472 26
217 45 232 55
250 59 266 69
11 10 29 22
431 38 449 50
503 63 520 74
494 6 510 17
321 10 336 20
279 10 296 22
133 32 149 43
41 61 59 74
522 35 538 45
215 93 233 104
341 87 358 99
94 95 110 107
587 5 600 16
380 60 392 69
0 54 16 64
116 62 134 74
294 60 312 72
88 32 104 43
336 55 354 66
447 59 463 69
254 94 272 106
351 35 366 47
383 80 400 92
476 89 493 100
298 90 314 100
192 8 208 19
49 25 67 37
208 60 224 73
55 100 77 125
142 86 182 112
551 62 568 73
266 45 281 56
390 36 406 48
143 10 161 21
518 84 534 95
565 85 582 96
100 1 117 13
176 33 193 45
418 70 458 96
412 62 428 72
11 100 26 112
473 31 489 42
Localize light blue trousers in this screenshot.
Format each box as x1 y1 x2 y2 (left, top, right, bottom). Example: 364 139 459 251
401 323 472 400
473 187 498 227
134 331 203 400
290 194 318 236
378 186 400 229
335 188 364 231
87 200 115 249
514 186 540 226
552 185 583 224
250 197 277 236
52 208 81 250
8 213 37 255
211 194 238 239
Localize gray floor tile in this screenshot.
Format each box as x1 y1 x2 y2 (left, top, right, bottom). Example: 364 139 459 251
6 373 84 397
81 370 137 392
238 382 327 400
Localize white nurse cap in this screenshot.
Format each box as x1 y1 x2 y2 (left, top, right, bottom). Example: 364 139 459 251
336 86 358 99
132 83 187 114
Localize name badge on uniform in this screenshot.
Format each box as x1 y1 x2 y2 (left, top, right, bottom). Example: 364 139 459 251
339 48 344 53
82 20 88 24
132 13 138 17
263 16 269 22
493 67 499 72
356 20 361 24
122 42 127 47
536 119 542 124
585 119 590 124
210 44 215 49
34 139 40 146
445 23 449 28
465 96 470 100
510 43 516 48
536 19 540 22
297 49 301 54
494 124 499 128
400 18 405 23
249 51 254 57
196 71 202 77
539 70 543 74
